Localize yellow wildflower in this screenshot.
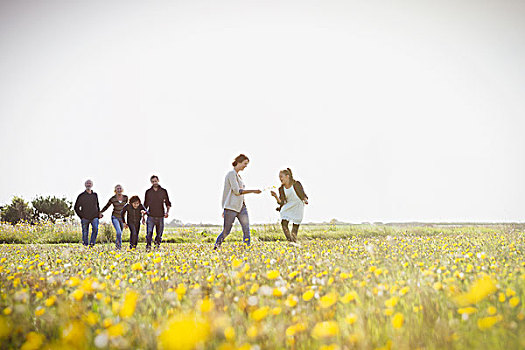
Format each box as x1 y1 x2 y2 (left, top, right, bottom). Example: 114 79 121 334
158 313 210 350
312 321 339 339
477 315 502 330
452 275 497 306
267 270 280 280
302 290 315 301
319 292 338 308
392 313 404 329
120 290 139 318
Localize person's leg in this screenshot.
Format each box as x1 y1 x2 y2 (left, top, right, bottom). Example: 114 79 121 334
129 222 139 249
291 224 300 242
281 220 293 242
89 218 99 246
81 219 89 246
237 206 251 246
154 217 164 248
214 210 237 248
146 216 154 250
135 223 141 248
112 216 123 249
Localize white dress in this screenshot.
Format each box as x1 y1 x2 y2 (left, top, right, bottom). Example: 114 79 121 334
280 185 305 225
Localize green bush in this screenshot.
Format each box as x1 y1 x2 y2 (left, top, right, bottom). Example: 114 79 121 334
32 196 74 223
0 197 33 225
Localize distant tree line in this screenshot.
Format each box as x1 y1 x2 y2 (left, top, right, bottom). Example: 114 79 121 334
0 196 74 225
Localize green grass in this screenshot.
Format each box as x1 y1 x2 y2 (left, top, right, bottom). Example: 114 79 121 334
1 221 523 245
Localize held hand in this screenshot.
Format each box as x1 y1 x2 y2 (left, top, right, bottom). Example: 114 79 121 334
254 189 262 194
98 213 103 219
270 191 277 197
140 210 146 215
124 223 129 229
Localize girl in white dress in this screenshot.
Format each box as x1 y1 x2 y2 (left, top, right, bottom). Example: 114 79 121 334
271 168 308 242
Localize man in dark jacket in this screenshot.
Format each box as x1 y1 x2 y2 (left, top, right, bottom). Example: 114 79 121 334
144 175 171 250
74 179 102 246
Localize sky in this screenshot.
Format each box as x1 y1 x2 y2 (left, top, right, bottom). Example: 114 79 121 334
0 0 524 224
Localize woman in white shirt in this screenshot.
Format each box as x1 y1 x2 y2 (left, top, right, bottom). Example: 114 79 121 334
271 168 308 242
214 154 261 249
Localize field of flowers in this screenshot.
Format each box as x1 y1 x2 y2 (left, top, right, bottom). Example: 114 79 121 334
0 226 524 349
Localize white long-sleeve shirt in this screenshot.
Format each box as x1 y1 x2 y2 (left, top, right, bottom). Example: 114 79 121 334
221 170 245 212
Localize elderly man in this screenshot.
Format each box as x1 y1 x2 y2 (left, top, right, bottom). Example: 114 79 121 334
74 179 102 246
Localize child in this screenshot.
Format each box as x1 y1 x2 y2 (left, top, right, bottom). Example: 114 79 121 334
271 168 308 243
121 196 147 250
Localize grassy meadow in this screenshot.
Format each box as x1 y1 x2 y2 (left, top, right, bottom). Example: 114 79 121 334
0 223 524 349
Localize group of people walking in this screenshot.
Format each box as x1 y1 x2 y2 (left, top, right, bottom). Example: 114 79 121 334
73 154 308 250
74 176 171 250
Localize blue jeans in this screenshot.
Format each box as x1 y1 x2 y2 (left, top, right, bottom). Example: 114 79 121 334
111 216 124 249
81 218 99 246
146 216 164 249
128 222 141 249
215 204 250 247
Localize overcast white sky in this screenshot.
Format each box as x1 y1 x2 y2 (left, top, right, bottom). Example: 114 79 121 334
1 0 524 224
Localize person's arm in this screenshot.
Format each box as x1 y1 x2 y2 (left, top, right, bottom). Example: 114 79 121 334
228 172 261 196
164 189 172 218
241 189 262 194
295 181 309 204
100 198 112 213
144 191 149 211
96 194 102 218
228 172 242 196
271 191 282 204
74 194 82 218
121 205 128 226
140 204 147 224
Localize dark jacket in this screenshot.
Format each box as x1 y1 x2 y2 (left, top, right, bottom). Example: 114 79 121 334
121 203 147 225
276 181 308 211
74 191 100 220
144 186 171 217
101 195 128 219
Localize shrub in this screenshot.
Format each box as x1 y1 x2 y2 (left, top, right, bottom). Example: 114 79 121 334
32 196 74 223
100 223 115 244
0 197 33 224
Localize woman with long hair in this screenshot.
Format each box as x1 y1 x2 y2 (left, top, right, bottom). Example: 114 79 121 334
101 184 128 249
214 154 261 249
271 168 308 242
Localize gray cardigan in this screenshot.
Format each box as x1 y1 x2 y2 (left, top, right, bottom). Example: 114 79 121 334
222 170 245 212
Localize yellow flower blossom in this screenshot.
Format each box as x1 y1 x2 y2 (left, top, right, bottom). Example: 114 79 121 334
131 262 143 271
458 307 477 315
120 290 139 318
158 313 210 350
267 270 280 280
452 275 497 306
251 307 269 321
319 292 338 308
21 332 45 350
392 313 404 329
312 321 339 339
302 290 315 301
477 315 502 330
